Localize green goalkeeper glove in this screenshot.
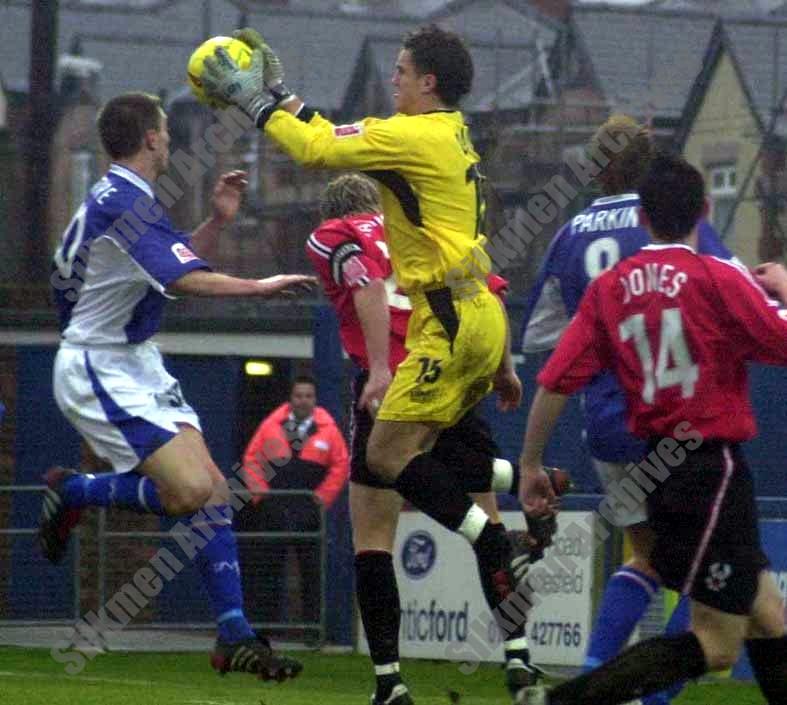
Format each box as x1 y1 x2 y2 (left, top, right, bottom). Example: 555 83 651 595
233 28 294 105
202 46 271 124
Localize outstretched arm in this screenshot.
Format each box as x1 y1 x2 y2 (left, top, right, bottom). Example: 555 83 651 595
169 271 315 298
202 30 408 171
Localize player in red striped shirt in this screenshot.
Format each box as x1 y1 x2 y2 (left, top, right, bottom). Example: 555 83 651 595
518 154 786 705
306 174 542 705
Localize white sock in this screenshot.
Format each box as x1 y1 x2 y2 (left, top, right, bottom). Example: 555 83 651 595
504 636 529 653
457 504 490 544
491 458 514 493
374 662 400 676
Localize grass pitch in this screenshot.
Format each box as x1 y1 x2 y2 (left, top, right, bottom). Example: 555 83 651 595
0 647 765 704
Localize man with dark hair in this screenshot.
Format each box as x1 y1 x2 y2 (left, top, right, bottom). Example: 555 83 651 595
306 173 546 704
96 92 166 161
43 91 313 681
638 154 707 237
400 24 474 107
521 116 734 705
517 152 787 705
202 26 537 704
237 375 348 635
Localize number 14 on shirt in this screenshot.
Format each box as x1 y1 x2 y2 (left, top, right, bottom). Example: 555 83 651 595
619 308 699 404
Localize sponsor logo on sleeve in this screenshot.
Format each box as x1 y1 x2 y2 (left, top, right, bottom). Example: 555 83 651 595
334 123 364 138
171 242 199 264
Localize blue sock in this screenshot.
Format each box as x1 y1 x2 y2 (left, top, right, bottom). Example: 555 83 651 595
642 595 692 705
191 505 255 644
583 566 659 672
63 471 164 514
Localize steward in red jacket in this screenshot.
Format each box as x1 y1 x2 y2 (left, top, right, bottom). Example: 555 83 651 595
242 382 349 509
235 376 349 631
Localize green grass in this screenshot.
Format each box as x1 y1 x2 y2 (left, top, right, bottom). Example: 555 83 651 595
0 647 765 704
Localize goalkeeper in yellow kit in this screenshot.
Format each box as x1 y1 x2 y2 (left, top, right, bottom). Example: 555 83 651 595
203 25 539 705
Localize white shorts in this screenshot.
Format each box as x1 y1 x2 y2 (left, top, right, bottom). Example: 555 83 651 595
53 341 201 473
593 458 649 528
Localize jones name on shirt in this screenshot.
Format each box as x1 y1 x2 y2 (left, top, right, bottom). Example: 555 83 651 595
620 263 688 304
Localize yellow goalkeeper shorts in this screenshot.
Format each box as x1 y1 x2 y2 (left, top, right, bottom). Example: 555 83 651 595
376 285 506 427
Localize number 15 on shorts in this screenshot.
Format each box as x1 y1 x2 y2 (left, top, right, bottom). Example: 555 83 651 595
415 358 442 384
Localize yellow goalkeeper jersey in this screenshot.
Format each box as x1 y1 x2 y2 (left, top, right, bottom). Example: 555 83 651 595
265 109 490 294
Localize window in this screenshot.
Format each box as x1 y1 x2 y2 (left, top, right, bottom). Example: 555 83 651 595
709 165 737 240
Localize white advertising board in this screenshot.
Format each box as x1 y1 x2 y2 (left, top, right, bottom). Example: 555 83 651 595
357 510 598 666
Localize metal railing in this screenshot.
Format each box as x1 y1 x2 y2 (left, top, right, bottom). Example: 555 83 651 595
0 485 327 646
0 484 81 626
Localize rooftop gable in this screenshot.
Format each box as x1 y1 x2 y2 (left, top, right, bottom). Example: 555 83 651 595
571 4 717 120
723 16 787 135
674 20 763 147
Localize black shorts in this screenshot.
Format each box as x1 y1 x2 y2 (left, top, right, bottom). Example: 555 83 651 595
647 441 769 615
349 370 501 488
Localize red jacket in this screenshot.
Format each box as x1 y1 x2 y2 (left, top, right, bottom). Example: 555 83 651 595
241 403 349 508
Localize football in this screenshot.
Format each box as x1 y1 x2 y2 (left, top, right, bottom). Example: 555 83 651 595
187 35 253 107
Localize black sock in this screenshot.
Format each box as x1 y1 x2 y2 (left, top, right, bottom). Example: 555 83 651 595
746 636 787 704
394 453 475 532
549 632 708 705
474 524 529 651
475 523 509 609
473 522 532 645
355 550 402 699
